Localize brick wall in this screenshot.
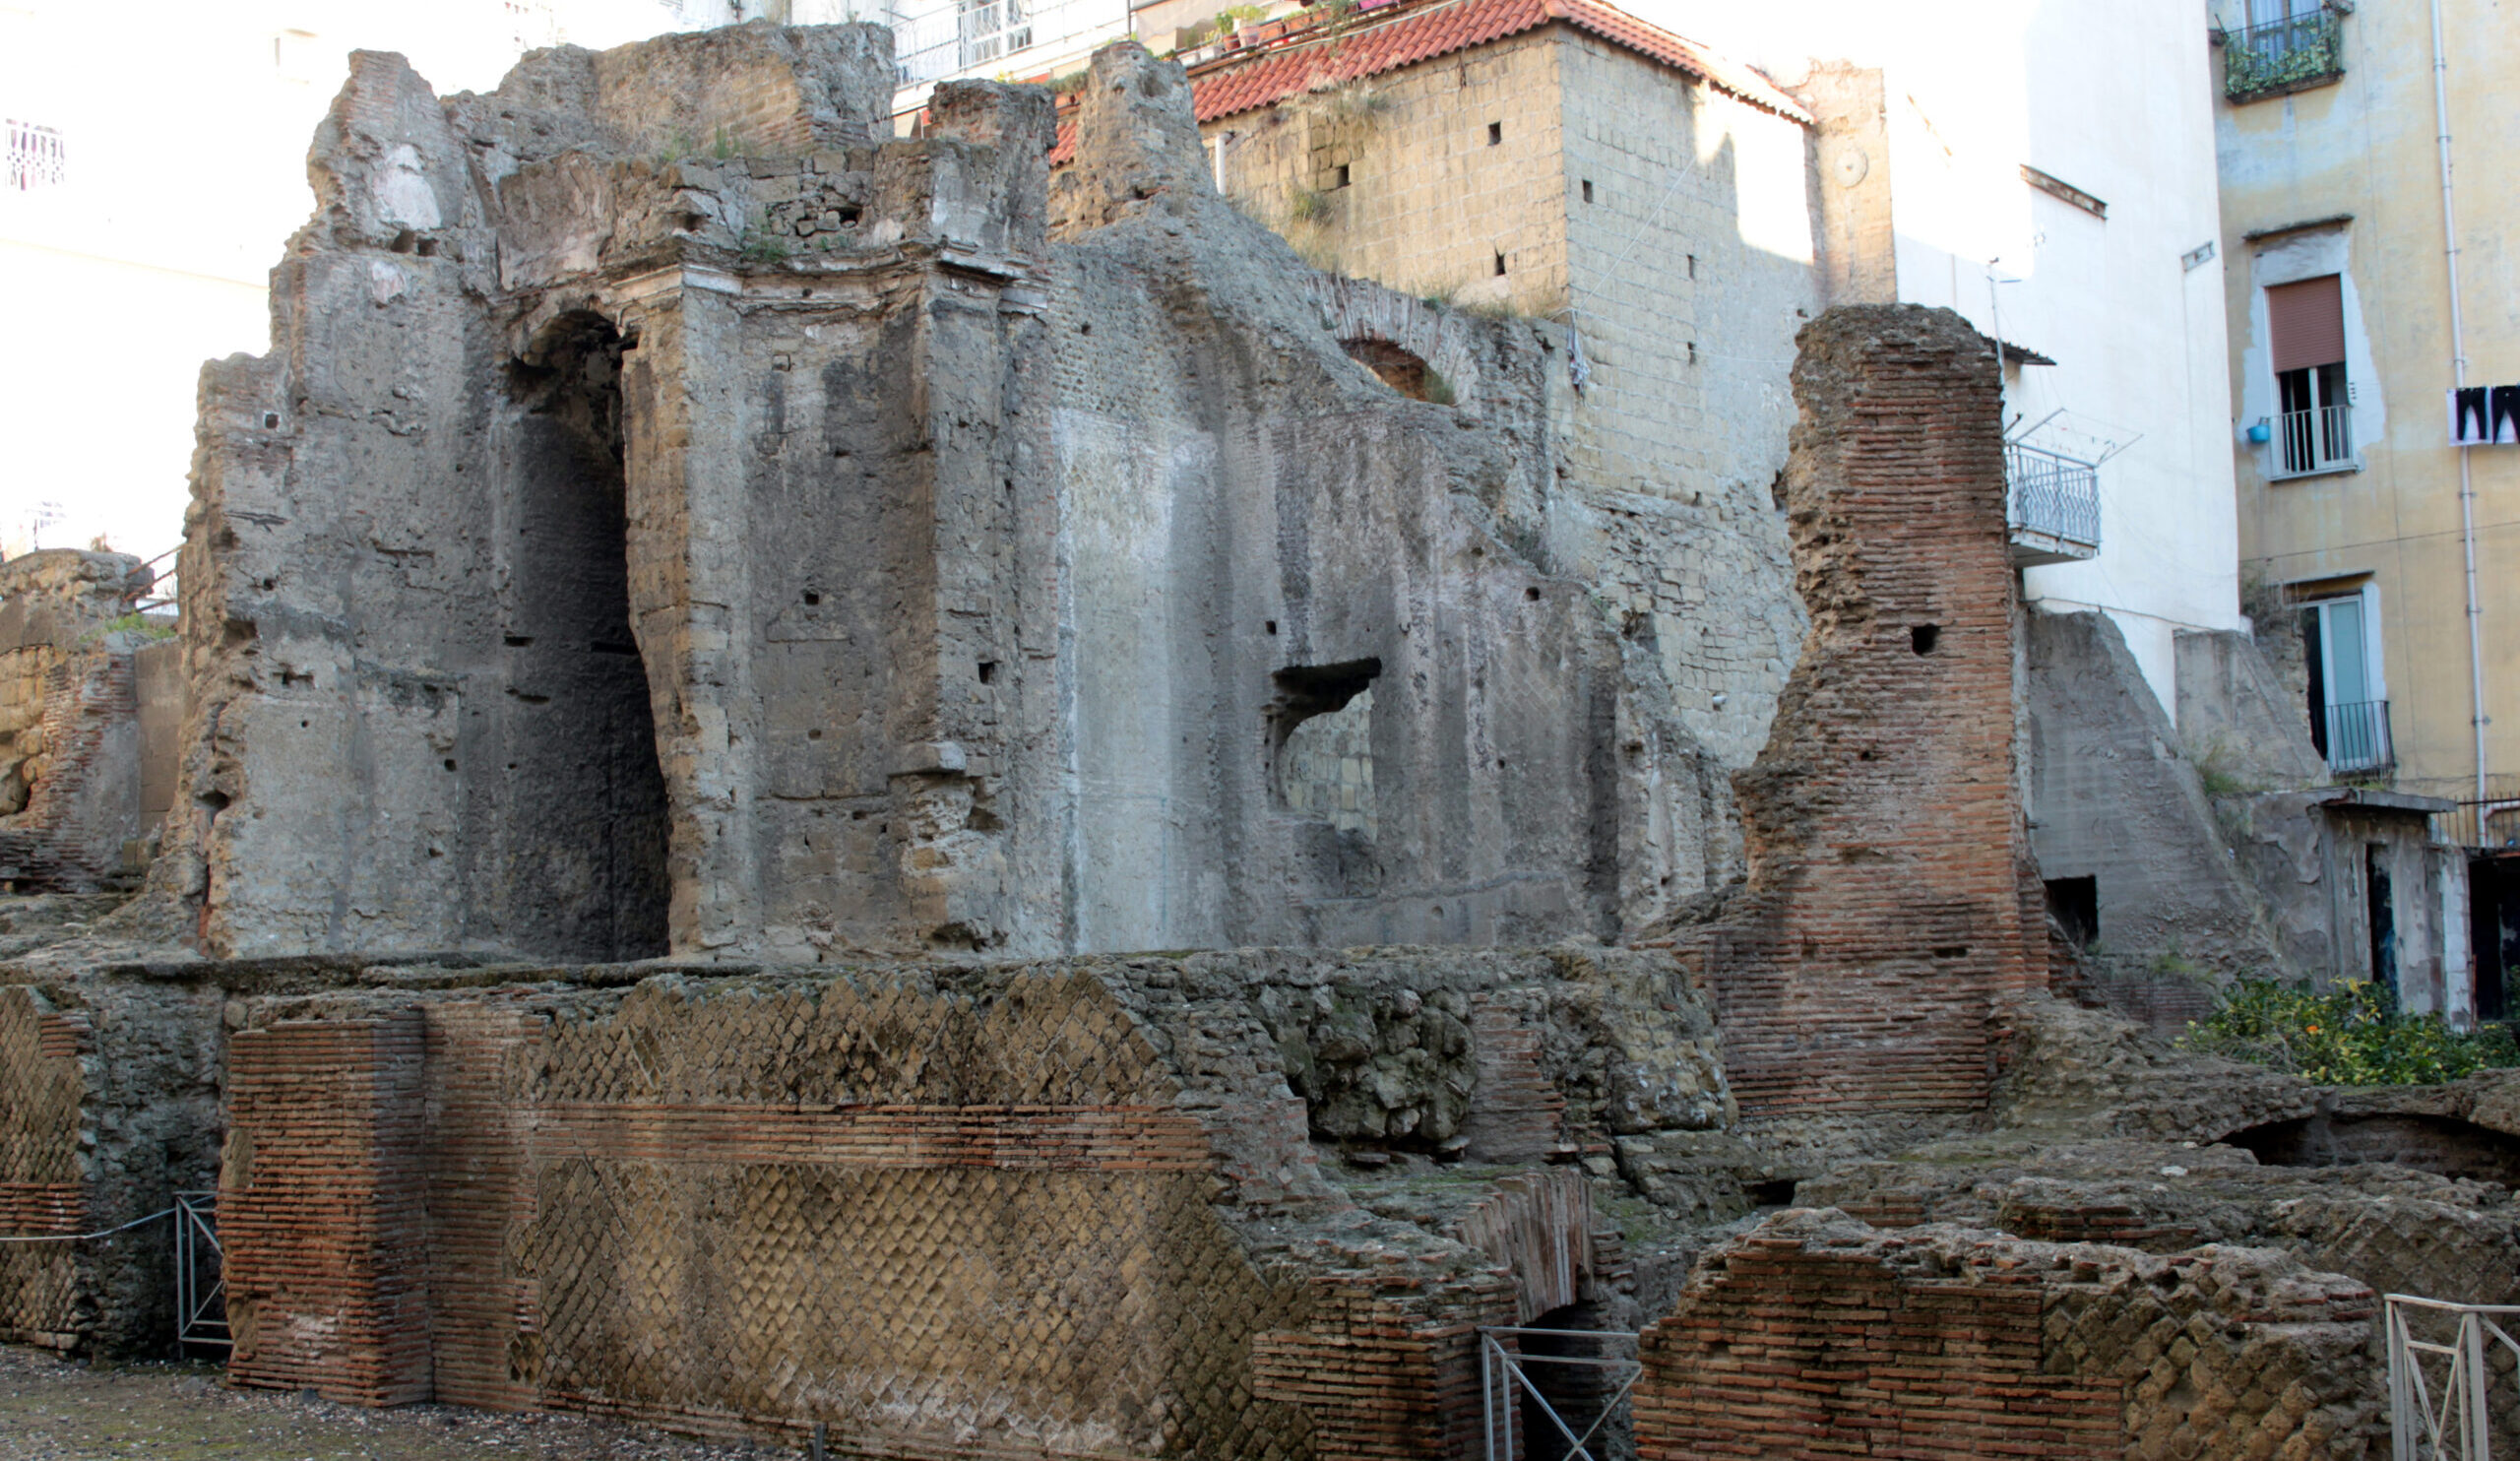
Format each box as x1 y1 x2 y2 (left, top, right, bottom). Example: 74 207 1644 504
216 967 1559 1457
1632 1210 2387 1460
223 1016 433 1404
1659 306 2047 1116
0 985 88 1349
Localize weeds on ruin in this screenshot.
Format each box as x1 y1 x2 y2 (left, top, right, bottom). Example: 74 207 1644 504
2180 979 2520 1086
99 613 175 642
738 227 791 265
1289 186 1332 224
1421 366 1456 407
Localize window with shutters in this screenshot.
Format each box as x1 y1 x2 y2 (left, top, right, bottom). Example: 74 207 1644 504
2266 274 2355 477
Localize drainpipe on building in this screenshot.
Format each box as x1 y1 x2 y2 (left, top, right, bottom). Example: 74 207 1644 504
2431 0 2489 805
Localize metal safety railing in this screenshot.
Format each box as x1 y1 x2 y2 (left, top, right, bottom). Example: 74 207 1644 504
1480 1327 1641 1461
2005 441 2102 556
2388 1295 2520 1460
2273 403 2356 477
2319 698 2395 776
2224 8 2346 102
174 1190 228 1354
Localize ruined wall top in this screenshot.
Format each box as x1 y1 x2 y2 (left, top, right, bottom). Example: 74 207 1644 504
0 551 151 649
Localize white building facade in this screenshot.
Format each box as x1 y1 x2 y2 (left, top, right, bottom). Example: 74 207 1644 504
1627 0 2247 717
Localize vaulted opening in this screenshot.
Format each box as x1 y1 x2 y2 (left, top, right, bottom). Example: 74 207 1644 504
1270 658 1379 843
1341 338 1435 402
499 311 670 959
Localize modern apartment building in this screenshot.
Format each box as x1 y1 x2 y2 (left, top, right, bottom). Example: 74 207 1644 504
2214 0 2516 808
2212 0 2518 1014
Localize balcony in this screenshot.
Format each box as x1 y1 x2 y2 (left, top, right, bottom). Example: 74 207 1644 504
2006 442 2101 566
2317 698 2394 776
2269 403 2356 479
2223 9 2345 103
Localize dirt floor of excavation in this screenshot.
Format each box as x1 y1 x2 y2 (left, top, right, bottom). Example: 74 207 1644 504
0 1345 783 1460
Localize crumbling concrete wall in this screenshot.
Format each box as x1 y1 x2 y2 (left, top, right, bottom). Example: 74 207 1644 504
1651 306 2045 1121
151 26 1738 964
0 551 162 892
2174 623 2328 791
1632 1210 2386 1460
2027 607 2292 1031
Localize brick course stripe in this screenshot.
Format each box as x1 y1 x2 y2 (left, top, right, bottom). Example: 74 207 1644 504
526 1102 1215 1171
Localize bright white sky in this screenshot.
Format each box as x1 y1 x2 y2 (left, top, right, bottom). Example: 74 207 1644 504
0 0 704 564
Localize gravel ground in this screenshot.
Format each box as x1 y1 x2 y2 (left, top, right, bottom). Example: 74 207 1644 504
0 1345 790 1460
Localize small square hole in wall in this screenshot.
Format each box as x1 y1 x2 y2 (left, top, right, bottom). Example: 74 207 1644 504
1581 178 1593 203
1334 163 1350 188
1486 121 1501 146
1493 251 1506 276
1686 254 1698 280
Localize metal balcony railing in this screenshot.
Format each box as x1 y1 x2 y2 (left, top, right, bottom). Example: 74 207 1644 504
2005 442 2102 564
889 0 1114 85
2224 9 2344 102
2272 403 2354 478
2317 698 2394 775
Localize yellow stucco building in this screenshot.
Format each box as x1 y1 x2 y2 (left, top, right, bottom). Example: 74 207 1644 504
2214 0 2519 828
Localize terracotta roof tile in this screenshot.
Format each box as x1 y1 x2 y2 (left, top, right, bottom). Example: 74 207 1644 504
1186 0 1808 125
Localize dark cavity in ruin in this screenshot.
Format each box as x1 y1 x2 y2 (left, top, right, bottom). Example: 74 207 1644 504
2222 1112 2520 1186
1341 338 1433 401
500 310 670 960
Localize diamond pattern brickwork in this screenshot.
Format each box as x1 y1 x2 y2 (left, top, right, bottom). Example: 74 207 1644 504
214 968 1525 1458
0 985 87 1347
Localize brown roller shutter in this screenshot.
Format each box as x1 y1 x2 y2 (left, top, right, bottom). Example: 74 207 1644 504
2268 275 2346 371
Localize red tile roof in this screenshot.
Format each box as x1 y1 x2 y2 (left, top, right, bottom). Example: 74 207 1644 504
1187 0 1808 125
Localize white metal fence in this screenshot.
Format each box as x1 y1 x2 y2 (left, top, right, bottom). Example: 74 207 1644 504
1480 1326 1641 1461
2388 1294 2519 1460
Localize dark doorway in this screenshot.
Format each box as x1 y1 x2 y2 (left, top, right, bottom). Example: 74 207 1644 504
1517 1302 1630 1461
2473 855 2519 1023
2365 844 2396 994
498 312 671 960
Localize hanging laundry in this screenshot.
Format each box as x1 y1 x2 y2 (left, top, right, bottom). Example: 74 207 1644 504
2452 385 2492 444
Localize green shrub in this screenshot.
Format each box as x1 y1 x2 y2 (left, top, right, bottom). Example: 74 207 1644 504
2179 979 2520 1086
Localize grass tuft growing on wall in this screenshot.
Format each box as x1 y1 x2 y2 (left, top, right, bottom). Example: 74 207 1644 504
2179 979 2520 1086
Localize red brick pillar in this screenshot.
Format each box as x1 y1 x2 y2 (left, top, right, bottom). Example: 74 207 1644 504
1691 305 2043 1116
221 1014 432 1404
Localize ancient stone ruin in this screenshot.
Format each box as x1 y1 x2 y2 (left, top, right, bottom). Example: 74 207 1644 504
2 21 2516 1461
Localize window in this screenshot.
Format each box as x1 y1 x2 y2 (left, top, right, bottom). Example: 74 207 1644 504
1580 179 1593 204
2300 587 2392 773
2268 274 2354 476
4 119 63 192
